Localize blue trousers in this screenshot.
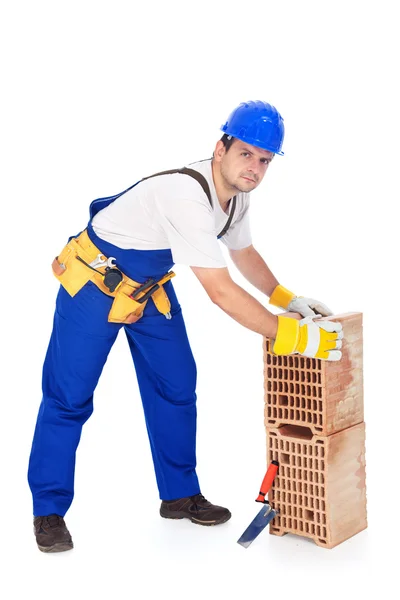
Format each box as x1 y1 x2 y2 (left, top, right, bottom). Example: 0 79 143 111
28 225 200 517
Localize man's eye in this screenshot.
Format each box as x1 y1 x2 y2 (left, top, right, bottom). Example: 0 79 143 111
241 152 249 157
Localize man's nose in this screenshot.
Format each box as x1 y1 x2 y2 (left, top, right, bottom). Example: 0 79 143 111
247 158 260 174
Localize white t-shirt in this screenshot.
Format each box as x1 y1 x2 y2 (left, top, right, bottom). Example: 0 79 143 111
91 159 252 268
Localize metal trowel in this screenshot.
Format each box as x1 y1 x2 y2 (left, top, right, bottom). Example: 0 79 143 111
237 460 279 548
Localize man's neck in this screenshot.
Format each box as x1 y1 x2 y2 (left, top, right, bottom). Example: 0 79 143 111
211 159 235 212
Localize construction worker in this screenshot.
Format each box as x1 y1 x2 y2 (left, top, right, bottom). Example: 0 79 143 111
28 100 343 552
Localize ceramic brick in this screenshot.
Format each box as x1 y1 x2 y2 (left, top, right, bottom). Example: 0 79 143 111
267 422 367 549
263 312 364 435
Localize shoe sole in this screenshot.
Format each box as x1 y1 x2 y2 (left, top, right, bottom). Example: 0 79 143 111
37 542 74 553
160 510 232 526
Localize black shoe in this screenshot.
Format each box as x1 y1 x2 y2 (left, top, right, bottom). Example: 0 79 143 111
33 514 74 553
160 493 231 526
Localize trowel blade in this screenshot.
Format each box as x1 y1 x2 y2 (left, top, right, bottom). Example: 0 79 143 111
237 505 278 549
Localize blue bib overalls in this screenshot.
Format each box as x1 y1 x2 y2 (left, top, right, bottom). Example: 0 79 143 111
28 186 201 517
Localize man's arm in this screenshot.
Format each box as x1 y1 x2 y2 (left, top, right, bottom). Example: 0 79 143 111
191 266 278 338
191 265 343 361
229 244 335 318
228 245 279 297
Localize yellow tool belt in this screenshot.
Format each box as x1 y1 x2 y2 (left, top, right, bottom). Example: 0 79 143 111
52 229 175 324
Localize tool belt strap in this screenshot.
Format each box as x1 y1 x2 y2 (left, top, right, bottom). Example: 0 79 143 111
52 229 175 321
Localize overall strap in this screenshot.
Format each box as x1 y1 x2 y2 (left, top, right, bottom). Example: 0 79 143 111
142 167 236 239
141 167 213 207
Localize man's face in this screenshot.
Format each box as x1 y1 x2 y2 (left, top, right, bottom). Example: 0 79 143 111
217 139 274 193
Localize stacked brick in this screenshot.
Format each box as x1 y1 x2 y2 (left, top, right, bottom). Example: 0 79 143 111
263 312 367 548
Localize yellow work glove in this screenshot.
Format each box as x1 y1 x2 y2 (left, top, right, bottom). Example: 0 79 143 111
269 284 333 318
272 315 343 361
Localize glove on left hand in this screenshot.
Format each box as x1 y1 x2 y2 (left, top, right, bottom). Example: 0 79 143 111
287 296 333 318
269 284 333 318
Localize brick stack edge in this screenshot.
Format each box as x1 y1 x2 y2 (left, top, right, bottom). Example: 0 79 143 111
263 312 367 549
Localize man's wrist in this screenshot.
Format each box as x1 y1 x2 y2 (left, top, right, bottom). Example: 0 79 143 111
269 284 296 309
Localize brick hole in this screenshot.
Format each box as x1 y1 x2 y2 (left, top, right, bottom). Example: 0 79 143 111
305 510 314 521
281 453 290 465
278 394 289 406
318 538 327 545
278 425 313 440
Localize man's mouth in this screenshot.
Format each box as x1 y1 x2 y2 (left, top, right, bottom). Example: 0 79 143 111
242 176 256 183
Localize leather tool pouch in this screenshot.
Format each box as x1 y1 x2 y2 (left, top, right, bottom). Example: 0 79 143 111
52 239 93 297
52 240 148 324
107 285 147 323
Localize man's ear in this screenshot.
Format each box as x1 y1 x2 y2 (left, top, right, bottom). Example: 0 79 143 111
213 140 226 162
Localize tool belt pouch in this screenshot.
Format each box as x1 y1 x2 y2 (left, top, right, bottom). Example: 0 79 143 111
108 286 148 323
52 239 93 296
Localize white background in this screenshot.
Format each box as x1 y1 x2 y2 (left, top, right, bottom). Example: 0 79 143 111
1 0 398 598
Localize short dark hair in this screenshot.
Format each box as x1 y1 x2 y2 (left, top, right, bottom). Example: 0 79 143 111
220 133 236 152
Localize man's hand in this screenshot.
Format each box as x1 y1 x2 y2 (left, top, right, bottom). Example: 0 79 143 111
272 315 343 361
287 296 333 318
269 284 333 318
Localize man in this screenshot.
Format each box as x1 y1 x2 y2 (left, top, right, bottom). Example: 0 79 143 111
28 100 343 552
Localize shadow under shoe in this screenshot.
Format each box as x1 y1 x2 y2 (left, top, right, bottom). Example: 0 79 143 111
160 493 231 526
34 514 74 553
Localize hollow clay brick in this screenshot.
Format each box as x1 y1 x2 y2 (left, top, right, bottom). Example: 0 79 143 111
263 313 364 436
267 422 367 548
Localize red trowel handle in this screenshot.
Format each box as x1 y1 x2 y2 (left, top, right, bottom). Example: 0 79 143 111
255 460 279 503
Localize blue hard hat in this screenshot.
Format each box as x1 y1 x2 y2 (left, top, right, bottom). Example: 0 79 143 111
221 100 285 155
